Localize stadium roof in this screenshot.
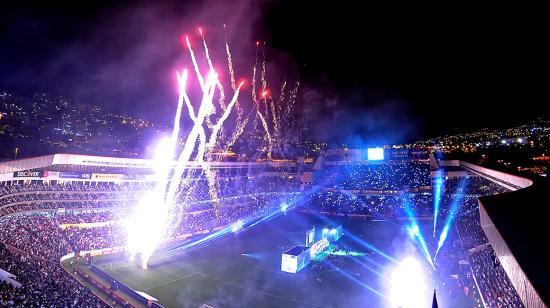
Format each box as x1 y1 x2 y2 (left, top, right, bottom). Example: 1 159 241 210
479 180 550 305
0 153 297 174
437 166 465 172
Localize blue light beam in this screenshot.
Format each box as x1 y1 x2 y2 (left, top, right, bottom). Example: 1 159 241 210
432 177 443 236
435 178 468 256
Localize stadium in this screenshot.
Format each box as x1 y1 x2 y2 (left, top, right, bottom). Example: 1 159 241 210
1 149 547 307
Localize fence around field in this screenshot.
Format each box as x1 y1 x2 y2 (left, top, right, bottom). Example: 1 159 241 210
90 264 163 308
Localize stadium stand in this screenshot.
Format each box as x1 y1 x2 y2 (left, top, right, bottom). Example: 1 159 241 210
0 153 545 307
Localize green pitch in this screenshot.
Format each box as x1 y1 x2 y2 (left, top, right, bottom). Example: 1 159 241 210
91 214 444 308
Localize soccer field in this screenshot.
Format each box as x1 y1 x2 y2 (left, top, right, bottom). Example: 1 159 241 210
94 213 435 308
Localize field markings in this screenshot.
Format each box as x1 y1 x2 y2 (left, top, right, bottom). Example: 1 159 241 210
197 272 329 308
145 272 200 291
240 282 297 301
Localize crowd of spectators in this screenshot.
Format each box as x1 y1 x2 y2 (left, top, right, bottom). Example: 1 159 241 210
448 179 523 307
301 176 507 219
0 243 106 307
1 175 299 217
302 169 523 308
0 162 525 307
0 214 73 261
317 161 430 190
0 173 302 306
469 246 524 307
55 211 117 224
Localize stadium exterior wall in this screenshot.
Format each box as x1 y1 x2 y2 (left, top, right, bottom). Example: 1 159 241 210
0 153 296 174
0 155 55 174
478 202 546 308
465 162 544 307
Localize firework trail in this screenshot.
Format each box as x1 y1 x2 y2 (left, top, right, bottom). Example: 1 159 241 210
185 36 206 92
207 80 245 150
278 79 287 117
166 70 217 206
261 42 267 91
128 67 220 268
286 80 300 118
251 41 260 132
172 32 244 226
126 27 299 267
270 95 279 140
224 24 237 91
260 43 270 130
248 42 274 159
223 24 246 144
199 27 226 114
225 115 250 148
255 102 273 160
252 41 260 103
204 81 245 214
126 68 194 268
225 106 257 149
199 28 214 71
198 29 223 133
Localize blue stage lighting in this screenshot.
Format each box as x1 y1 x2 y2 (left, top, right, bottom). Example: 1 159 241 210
432 177 443 236
403 198 435 269
345 231 398 264
406 224 435 269
231 219 244 233
280 202 290 213
435 178 468 256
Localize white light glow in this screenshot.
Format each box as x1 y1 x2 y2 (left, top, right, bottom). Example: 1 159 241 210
231 219 244 233
391 257 427 308
367 148 384 161
280 202 289 213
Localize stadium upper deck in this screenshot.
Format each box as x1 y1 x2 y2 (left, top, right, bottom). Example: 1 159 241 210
0 153 308 184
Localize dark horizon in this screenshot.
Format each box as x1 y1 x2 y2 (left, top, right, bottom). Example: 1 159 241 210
1 1 549 144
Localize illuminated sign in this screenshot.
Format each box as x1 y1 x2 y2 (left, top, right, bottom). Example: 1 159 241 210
59 172 91 179
367 148 384 161
91 173 124 181
310 238 329 258
13 170 46 178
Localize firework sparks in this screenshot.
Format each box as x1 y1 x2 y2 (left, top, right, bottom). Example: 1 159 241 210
126 29 247 267
126 26 300 267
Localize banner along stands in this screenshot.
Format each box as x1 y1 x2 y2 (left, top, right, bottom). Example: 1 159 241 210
91 173 124 181
13 169 47 178
59 172 91 179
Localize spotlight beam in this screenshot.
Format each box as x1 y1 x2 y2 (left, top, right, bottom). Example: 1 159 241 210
435 178 469 257
432 177 443 236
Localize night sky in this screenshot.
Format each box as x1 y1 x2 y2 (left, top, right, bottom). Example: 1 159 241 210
1 1 548 144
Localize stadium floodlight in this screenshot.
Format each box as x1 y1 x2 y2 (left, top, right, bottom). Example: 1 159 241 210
391 257 427 308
